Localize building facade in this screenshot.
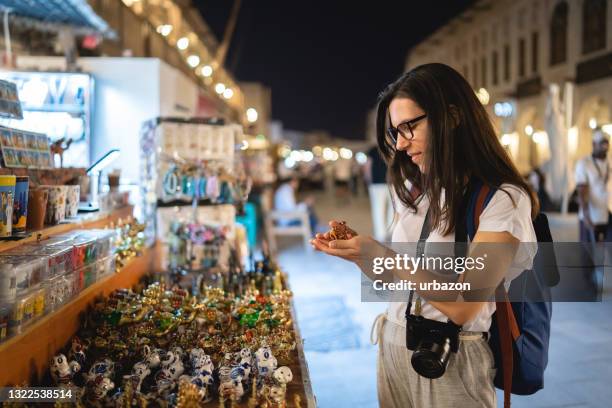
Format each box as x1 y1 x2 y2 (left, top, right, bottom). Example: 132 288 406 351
405 0 612 198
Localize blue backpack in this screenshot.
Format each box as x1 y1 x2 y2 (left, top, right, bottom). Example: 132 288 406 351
457 180 557 408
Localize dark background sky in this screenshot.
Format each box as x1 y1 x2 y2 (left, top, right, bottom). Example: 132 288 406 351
195 1 474 140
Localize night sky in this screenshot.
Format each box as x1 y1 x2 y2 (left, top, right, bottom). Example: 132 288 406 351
196 1 475 140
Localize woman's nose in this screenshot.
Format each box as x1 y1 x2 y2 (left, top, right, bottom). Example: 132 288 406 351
395 135 411 151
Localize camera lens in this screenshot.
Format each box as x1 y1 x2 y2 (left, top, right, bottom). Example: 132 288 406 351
411 337 452 379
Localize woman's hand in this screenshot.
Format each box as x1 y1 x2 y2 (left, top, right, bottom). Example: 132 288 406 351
310 220 386 262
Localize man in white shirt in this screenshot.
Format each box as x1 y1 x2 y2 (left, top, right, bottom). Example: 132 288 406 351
575 128 612 242
273 177 318 232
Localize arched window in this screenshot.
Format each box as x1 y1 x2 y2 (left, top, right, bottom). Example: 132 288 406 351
549 1 568 65
582 0 607 54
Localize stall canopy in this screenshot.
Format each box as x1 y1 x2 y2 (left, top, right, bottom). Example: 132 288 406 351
0 0 114 36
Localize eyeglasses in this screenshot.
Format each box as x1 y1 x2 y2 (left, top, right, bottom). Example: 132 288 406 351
387 114 427 144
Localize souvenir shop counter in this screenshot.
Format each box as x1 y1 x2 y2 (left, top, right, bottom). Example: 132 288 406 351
0 243 315 407
0 205 151 386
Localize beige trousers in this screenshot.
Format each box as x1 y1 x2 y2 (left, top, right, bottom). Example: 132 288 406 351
373 314 497 408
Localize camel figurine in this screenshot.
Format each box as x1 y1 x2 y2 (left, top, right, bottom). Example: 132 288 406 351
50 138 73 168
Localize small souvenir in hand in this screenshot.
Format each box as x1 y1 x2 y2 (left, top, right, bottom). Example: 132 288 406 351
327 221 358 240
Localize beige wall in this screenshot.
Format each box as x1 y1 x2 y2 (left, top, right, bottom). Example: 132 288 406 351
404 0 612 176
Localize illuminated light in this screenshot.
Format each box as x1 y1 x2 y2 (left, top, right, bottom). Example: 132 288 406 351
240 140 249 150
187 55 200 68
279 145 291 158
122 0 139 6
290 150 303 162
201 65 213 77
330 151 339 161
524 125 534 136
532 131 547 144
494 102 513 117
223 88 234 99
476 88 490 105
303 151 314 162
322 147 335 161
246 108 258 123
215 83 226 94
602 124 612 135
156 24 173 37
339 147 353 159
177 37 189 50
589 118 598 129
501 134 513 146
284 157 296 169
312 145 322 156
355 152 367 164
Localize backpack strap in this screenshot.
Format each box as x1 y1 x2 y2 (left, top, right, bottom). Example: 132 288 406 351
468 182 520 408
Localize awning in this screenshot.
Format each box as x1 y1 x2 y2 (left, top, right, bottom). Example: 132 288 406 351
0 0 114 37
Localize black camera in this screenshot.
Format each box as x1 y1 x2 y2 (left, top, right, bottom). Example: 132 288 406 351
405 314 461 379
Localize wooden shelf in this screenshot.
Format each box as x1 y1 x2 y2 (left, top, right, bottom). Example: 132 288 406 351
0 249 154 386
0 205 133 253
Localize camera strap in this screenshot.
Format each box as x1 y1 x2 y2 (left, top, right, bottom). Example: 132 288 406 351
406 206 432 317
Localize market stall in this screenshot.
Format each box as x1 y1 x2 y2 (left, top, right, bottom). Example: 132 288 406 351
0 112 315 408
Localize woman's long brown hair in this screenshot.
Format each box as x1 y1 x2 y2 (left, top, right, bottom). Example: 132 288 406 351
376 63 539 236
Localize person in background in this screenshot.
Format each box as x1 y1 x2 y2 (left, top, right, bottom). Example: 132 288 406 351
575 128 612 242
273 177 319 233
527 167 554 212
365 144 393 241
333 157 352 201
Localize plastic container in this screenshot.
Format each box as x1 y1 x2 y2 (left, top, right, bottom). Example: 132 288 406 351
45 273 73 310
31 285 45 319
80 229 117 261
23 243 74 278
82 263 97 289
0 255 48 287
95 256 116 281
72 235 97 269
0 257 32 301
9 291 35 335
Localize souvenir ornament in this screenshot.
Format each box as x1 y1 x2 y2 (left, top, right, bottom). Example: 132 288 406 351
50 354 81 387
327 220 358 240
255 346 278 378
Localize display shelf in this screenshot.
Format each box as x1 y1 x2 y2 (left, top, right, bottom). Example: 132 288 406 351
0 248 154 386
0 205 133 253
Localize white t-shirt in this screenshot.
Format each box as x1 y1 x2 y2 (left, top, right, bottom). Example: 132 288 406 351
386 184 537 333
574 155 612 225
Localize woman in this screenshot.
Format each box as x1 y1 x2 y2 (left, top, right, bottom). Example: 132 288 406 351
311 63 538 407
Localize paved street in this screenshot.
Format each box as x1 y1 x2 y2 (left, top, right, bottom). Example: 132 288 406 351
277 188 612 408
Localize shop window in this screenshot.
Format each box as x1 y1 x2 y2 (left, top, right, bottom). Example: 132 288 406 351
473 60 478 88
492 51 499 85
531 31 539 73
549 1 568 66
582 0 607 54
504 44 511 82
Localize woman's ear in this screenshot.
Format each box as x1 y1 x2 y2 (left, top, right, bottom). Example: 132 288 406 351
449 105 461 129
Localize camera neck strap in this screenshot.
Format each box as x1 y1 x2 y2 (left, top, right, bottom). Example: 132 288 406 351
406 206 432 317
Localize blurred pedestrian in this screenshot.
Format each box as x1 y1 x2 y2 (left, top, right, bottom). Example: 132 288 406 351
365 144 393 241
273 177 319 233
333 157 352 201
575 128 612 242
527 167 554 212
